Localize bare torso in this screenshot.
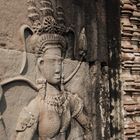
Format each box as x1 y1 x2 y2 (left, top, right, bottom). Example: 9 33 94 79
38 101 62 140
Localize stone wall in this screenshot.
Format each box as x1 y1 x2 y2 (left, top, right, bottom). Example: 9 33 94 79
121 0 140 139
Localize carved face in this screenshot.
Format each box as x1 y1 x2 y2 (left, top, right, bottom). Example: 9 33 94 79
38 45 63 85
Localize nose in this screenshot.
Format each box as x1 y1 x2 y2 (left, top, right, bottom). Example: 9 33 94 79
55 64 61 74
55 68 60 74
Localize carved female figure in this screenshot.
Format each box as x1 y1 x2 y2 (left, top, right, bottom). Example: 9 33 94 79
14 0 92 139
15 33 92 140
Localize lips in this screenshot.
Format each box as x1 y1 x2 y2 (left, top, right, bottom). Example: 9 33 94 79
55 77 60 80
54 75 61 79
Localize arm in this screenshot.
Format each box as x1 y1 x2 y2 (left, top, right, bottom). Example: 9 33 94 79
69 93 93 139
15 97 40 140
75 111 93 140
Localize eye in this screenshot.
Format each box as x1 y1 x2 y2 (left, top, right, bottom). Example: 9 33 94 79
47 59 54 63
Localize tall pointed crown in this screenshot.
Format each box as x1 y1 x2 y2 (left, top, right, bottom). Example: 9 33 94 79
27 0 66 35
27 0 66 57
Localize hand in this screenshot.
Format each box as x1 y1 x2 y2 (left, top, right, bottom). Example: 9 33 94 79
84 132 93 140
57 132 66 140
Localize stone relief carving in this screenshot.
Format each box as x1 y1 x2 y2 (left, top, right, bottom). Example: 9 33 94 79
0 0 93 139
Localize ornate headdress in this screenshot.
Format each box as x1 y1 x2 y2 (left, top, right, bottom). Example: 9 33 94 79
23 0 67 57
19 0 68 74
27 0 66 34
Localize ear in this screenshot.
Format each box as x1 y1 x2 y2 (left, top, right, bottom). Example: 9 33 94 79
37 57 44 71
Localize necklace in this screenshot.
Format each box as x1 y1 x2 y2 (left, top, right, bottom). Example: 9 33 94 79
44 92 68 116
